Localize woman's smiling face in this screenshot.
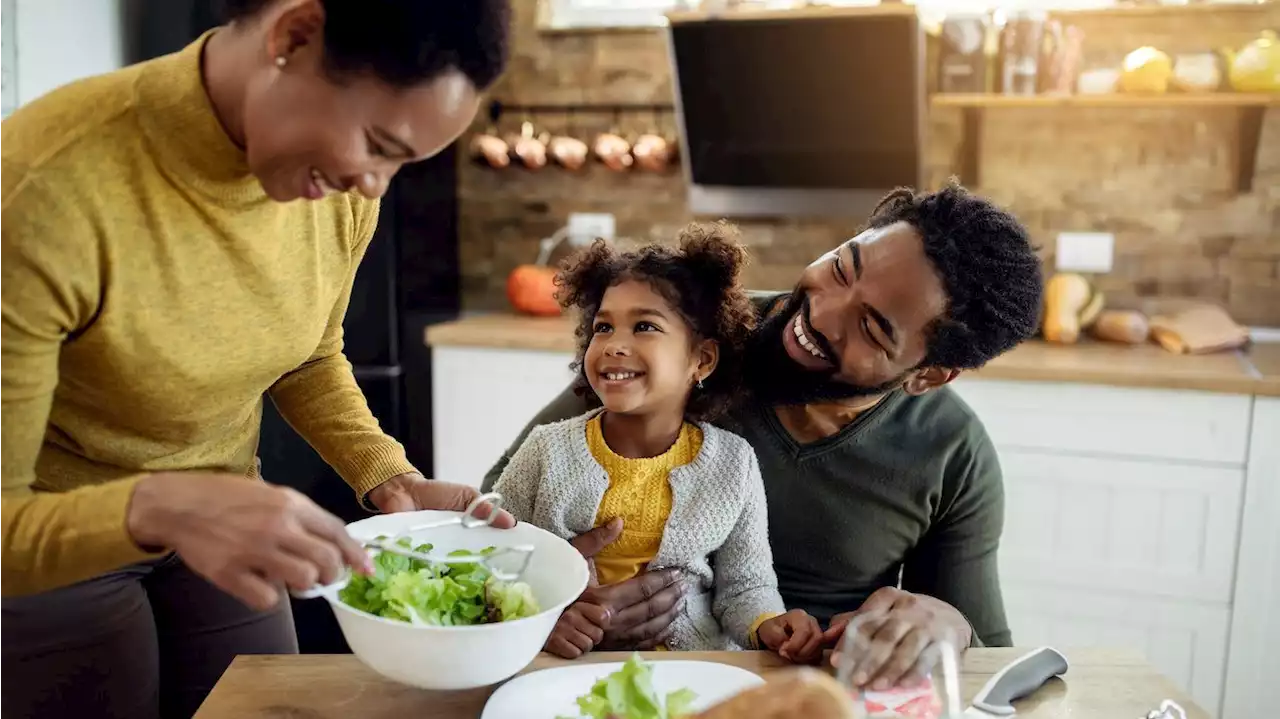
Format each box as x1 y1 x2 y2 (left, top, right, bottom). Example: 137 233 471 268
584 280 712 417
235 0 481 202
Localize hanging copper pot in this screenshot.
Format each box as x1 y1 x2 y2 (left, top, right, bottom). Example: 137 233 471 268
512 121 549 170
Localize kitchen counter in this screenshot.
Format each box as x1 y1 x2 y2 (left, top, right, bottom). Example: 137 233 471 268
194 649 1210 719
1246 341 1280 396
425 314 1280 397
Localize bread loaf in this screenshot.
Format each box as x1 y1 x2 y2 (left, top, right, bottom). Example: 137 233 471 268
691 669 856 719
1091 310 1150 344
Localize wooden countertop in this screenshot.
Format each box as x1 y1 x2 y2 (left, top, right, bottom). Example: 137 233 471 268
425 314 1280 397
194 648 1210 718
427 313 579 353
1246 341 1280 397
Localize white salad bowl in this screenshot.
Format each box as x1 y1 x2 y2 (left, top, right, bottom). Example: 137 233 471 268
321 509 589 691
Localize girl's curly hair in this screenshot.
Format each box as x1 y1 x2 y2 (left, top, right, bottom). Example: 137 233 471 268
555 221 756 422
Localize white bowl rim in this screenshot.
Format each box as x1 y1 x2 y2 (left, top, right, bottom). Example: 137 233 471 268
324 518 589 632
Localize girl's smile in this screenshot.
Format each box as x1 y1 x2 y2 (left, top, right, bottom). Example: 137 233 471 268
596 365 646 389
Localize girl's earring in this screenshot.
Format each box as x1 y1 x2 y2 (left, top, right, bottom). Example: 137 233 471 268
275 56 288 68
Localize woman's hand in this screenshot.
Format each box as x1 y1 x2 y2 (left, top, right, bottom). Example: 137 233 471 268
126 473 374 611
367 472 515 528
757 609 824 664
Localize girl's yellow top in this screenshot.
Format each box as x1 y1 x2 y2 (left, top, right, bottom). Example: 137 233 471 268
586 414 703 586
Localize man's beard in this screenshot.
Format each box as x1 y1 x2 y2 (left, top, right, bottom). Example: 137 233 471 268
742 289 906 406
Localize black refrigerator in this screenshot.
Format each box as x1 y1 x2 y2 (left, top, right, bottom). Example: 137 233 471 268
126 0 463 653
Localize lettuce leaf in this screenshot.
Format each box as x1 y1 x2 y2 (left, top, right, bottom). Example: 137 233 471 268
558 654 698 719
337 538 539 626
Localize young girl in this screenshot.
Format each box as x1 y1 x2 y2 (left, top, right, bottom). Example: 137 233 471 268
493 222 822 661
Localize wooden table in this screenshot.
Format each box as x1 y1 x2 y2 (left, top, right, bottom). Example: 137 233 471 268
194 648 1211 718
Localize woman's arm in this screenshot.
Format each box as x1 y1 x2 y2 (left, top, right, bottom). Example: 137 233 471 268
266 198 417 503
1 175 165 596
711 441 786 648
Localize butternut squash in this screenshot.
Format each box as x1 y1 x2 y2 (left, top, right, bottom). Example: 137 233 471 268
1042 273 1100 344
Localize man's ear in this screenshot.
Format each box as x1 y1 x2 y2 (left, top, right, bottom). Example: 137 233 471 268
694 339 720 383
902 366 960 396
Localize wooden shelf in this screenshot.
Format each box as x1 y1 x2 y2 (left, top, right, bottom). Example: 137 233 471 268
933 93 1276 192
1047 1 1277 19
663 0 1276 24
666 3 916 24
932 93 1280 109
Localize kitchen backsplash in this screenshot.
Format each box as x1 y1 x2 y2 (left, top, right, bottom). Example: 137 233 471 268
458 0 1280 326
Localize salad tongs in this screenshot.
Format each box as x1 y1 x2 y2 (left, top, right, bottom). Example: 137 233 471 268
290 492 535 600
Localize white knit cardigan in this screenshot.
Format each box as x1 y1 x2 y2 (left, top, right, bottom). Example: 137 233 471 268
492 409 785 651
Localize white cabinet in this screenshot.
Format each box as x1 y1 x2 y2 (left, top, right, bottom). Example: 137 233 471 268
952 380 1252 464
1223 397 1280 719
996 451 1244 605
431 347 1272 716
952 378 1253 716
431 346 574 487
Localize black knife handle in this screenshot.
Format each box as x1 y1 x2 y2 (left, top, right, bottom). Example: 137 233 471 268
971 647 1069 715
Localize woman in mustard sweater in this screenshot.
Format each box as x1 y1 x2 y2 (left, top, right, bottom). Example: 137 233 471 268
1 1 511 716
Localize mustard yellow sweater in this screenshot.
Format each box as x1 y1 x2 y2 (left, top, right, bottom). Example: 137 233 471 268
564 415 777 649
0 34 417 596
586 415 703 587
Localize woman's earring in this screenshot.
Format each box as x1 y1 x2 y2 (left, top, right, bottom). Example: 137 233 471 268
275 56 288 68
697 377 705 390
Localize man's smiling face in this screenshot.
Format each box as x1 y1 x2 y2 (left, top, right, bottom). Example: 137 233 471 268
745 221 954 405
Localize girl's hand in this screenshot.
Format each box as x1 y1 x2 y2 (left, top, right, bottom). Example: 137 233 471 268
543 601 612 659
757 609 824 664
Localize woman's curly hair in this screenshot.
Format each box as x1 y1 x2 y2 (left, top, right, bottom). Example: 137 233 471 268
555 221 756 422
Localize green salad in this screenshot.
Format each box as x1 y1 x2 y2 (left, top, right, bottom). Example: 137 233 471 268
560 654 698 719
338 537 539 626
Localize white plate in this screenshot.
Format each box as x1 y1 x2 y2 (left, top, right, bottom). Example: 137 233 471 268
481 660 765 719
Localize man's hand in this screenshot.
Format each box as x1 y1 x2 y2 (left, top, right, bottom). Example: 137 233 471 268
367 473 515 528
757 609 824 664
565 520 687 651
822 587 973 691
544 602 611 659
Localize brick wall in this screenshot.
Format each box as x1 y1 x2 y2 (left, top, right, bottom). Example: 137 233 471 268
459 0 1280 325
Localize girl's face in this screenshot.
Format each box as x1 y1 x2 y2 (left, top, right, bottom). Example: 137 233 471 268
585 280 718 418
239 0 480 202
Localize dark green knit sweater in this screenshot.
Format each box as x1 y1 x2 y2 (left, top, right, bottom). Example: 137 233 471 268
481 293 1012 647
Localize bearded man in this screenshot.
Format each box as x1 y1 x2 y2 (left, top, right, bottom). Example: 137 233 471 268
483 182 1044 691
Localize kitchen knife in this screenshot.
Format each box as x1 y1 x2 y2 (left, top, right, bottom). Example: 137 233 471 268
962 647 1069 717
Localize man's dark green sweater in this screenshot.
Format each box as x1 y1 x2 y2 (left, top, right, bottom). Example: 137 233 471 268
481 292 1013 648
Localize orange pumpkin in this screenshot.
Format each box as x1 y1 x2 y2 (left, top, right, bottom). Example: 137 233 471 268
506 265 561 317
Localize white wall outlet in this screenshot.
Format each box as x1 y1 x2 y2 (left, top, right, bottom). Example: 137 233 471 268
1055 232 1114 273
567 213 616 246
